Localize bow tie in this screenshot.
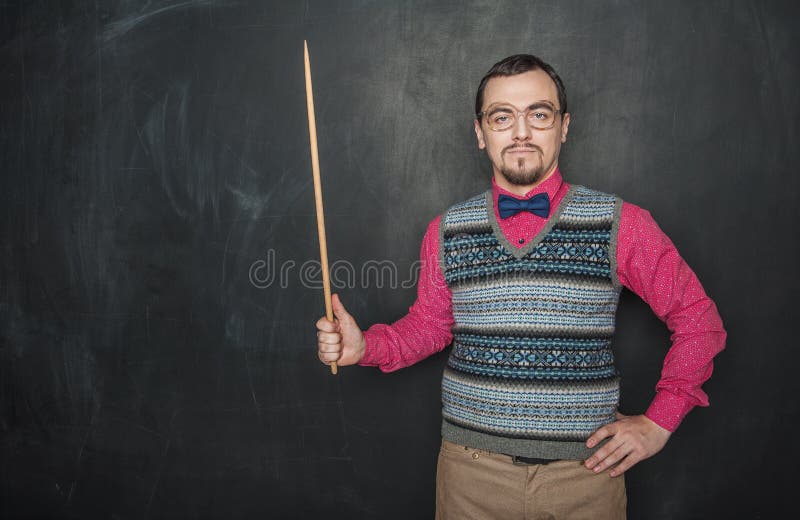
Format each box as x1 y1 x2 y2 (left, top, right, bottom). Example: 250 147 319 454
498 192 550 219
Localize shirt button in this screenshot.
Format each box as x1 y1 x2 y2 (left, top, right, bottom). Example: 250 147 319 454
518 238 525 244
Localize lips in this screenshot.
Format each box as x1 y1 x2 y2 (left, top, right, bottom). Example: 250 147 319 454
504 146 539 154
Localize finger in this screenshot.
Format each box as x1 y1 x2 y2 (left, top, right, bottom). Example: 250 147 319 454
591 443 631 474
609 454 639 477
316 317 339 332
317 331 341 345
584 436 624 469
318 343 342 355
586 423 617 449
615 410 626 420
318 339 342 354
331 294 352 322
318 350 341 363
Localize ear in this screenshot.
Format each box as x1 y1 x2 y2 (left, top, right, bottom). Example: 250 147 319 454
474 119 486 150
560 112 570 143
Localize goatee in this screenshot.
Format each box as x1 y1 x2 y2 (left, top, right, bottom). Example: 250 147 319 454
500 157 545 186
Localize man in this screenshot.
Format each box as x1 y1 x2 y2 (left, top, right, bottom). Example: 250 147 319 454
315 54 726 519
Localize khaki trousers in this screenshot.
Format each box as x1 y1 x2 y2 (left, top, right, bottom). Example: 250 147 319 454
435 439 626 520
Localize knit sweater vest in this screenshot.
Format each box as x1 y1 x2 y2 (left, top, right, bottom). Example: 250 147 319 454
438 185 624 460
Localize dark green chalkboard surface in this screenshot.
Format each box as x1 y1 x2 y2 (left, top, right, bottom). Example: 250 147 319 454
2 1 798 518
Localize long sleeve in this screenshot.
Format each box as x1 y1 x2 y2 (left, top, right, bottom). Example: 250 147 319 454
358 216 454 372
616 202 727 432
357 171 568 372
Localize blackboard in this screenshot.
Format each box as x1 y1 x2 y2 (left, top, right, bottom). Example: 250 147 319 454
2 1 798 518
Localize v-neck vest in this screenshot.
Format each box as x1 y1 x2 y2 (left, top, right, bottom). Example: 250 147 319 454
438 185 624 459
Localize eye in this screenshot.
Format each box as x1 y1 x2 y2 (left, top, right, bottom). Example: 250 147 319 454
530 111 552 120
492 114 512 124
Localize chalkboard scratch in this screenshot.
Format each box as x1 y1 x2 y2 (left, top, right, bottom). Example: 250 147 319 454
687 11 698 35
671 105 678 145
323 456 353 462
345 422 369 435
751 1 787 147
115 416 164 439
69 311 141 319
336 394 347 439
219 209 240 291
38 278 66 327
18 6 31 158
65 398 99 507
124 84 150 159
332 376 349 456
66 426 89 505
244 350 261 415
95 0 103 111
225 185 271 214
212 131 260 177
144 437 172 519
244 297 271 316
102 0 222 42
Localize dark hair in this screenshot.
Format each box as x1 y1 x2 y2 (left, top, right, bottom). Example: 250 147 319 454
475 54 567 119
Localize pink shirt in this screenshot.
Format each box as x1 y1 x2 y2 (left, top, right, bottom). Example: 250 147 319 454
359 168 727 432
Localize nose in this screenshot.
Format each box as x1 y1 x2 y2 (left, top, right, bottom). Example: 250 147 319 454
512 112 532 141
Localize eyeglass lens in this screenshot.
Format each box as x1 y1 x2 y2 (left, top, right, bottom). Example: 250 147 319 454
485 104 557 131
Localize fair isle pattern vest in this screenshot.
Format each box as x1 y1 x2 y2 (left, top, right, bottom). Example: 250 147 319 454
438 185 624 460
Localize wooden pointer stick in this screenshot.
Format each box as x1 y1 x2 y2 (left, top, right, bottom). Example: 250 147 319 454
304 40 337 375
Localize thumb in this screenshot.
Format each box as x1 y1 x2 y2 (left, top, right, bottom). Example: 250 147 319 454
331 293 353 323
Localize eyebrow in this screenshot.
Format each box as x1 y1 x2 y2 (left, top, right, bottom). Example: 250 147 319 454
527 101 556 111
487 106 514 116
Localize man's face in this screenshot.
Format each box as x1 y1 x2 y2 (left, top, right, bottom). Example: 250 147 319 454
474 69 570 190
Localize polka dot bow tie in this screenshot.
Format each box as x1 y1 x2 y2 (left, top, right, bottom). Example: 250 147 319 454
497 192 550 219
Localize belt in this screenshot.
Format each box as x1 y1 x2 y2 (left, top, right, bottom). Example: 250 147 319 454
507 454 558 466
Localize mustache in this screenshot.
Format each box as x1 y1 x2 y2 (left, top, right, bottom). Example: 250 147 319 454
502 144 541 153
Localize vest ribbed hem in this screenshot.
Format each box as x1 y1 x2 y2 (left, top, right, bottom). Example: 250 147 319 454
441 419 602 460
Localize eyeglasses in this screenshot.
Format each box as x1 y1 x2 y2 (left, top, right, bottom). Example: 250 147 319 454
477 102 563 132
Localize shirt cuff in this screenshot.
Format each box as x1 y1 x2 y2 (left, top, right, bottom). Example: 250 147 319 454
644 390 696 432
357 328 383 367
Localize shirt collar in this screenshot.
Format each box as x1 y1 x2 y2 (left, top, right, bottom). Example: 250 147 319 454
492 167 564 205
